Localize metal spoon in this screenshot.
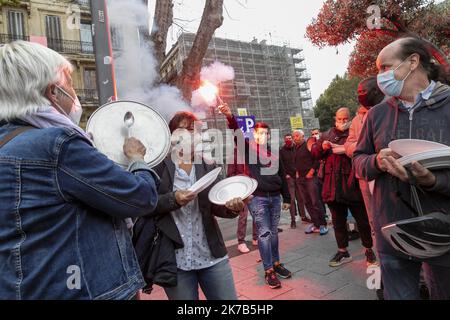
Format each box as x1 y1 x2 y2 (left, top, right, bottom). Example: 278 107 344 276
124 111 134 138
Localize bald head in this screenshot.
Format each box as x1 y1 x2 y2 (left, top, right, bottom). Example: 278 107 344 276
376 37 431 100
376 38 409 72
336 107 350 118
293 129 305 145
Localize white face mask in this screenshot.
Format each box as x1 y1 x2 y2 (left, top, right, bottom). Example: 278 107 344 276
336 121 351 132
313 134 320 140
54 85 83 125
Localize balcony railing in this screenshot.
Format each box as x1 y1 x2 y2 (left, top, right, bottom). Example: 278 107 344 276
76 89 99 103
0 34 93 55
0 34 29 44
47 38 94 55
76 0 91 7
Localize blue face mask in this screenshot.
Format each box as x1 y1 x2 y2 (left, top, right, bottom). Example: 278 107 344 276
377 57 412 97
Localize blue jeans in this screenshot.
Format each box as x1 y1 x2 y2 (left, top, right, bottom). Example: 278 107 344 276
248 195 281 270
379 252 450 300
163 259 237 300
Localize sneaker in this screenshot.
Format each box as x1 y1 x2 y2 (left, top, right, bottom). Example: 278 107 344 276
265 270 282 289
329 251 352 267
273 263 292 279
252 239 258 246
290 221 297 229
237 243 250 254
301 217 312 224
319 226 329 235
305 224 318 234
365 248 378 266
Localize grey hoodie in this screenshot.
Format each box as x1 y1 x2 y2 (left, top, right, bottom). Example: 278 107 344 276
353 82 450 266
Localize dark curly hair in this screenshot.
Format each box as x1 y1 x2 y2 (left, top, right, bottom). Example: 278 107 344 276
168 111 199 133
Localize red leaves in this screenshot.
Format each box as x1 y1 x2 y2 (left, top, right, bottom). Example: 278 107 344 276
306 0 449 78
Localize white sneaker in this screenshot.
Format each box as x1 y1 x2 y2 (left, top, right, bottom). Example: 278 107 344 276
237 243 250 253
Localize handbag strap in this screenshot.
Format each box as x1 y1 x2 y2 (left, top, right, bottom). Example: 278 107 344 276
0 126 33 149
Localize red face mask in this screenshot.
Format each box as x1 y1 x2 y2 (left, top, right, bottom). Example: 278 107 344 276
285 139 293 147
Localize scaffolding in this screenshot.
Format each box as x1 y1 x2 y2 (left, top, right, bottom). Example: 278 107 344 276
161 33 319 140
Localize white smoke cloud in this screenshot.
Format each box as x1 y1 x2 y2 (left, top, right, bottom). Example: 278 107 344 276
191 60 235 108
106 0 191 121
200 60 235 85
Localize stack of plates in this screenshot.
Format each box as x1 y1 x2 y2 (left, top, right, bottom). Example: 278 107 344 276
208 176 258 205
388 139 450 169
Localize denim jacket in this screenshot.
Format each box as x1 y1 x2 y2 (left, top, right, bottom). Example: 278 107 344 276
0 123 159 299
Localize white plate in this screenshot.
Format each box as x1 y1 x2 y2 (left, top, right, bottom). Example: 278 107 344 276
249 178 258 195
398 153 450 169
208 176 258 205
188 167 222 194
86 100 171 168
388 139 448 157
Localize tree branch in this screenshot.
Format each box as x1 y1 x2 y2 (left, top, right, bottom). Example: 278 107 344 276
177 0 224 101
151 0 174 68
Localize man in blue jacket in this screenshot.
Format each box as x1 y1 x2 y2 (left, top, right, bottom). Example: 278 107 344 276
0 41 159 299
353 37 450 300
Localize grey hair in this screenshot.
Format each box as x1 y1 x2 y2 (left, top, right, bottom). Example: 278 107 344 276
0 41 73 121
293 129 304 136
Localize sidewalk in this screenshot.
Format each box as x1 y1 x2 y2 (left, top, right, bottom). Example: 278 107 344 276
141 214 380 300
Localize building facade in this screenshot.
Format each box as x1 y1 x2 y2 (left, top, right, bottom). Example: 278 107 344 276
0 0 98 127
161 33 319 139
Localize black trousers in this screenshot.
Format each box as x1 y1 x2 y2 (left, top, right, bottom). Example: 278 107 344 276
327 201 373 250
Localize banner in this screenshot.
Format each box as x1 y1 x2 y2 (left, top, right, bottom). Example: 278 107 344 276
290 116 304 130
237 108 248 116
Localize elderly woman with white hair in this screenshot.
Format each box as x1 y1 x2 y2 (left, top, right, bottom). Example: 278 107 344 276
0 41 159 299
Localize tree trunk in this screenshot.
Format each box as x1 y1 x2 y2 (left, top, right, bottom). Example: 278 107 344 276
151 0 174 69
177 0 224 102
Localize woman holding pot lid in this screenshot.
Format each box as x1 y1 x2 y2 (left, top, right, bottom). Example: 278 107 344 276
0 41 159 299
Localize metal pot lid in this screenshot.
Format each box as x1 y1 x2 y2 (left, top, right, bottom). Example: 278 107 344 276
86 100 171 168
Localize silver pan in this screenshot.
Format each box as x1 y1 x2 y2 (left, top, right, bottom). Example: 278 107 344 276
86 100 171 168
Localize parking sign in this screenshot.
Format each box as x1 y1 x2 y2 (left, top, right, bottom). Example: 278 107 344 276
236 116 256 139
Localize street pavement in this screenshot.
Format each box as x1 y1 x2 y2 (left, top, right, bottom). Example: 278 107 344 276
141 210 380 300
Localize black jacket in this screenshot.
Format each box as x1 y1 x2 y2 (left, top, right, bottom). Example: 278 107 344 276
226 116 291 202
294 141 319 177
279 144 296 177
152 158 239 258
312 127 362 204
133 158 240 292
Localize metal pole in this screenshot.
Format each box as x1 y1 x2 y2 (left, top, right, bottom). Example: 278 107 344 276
90 0 117 105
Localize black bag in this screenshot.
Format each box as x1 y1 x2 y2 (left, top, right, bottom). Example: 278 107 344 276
132 217 177 294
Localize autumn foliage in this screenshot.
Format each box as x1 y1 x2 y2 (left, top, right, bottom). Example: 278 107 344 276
306 0 450 78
